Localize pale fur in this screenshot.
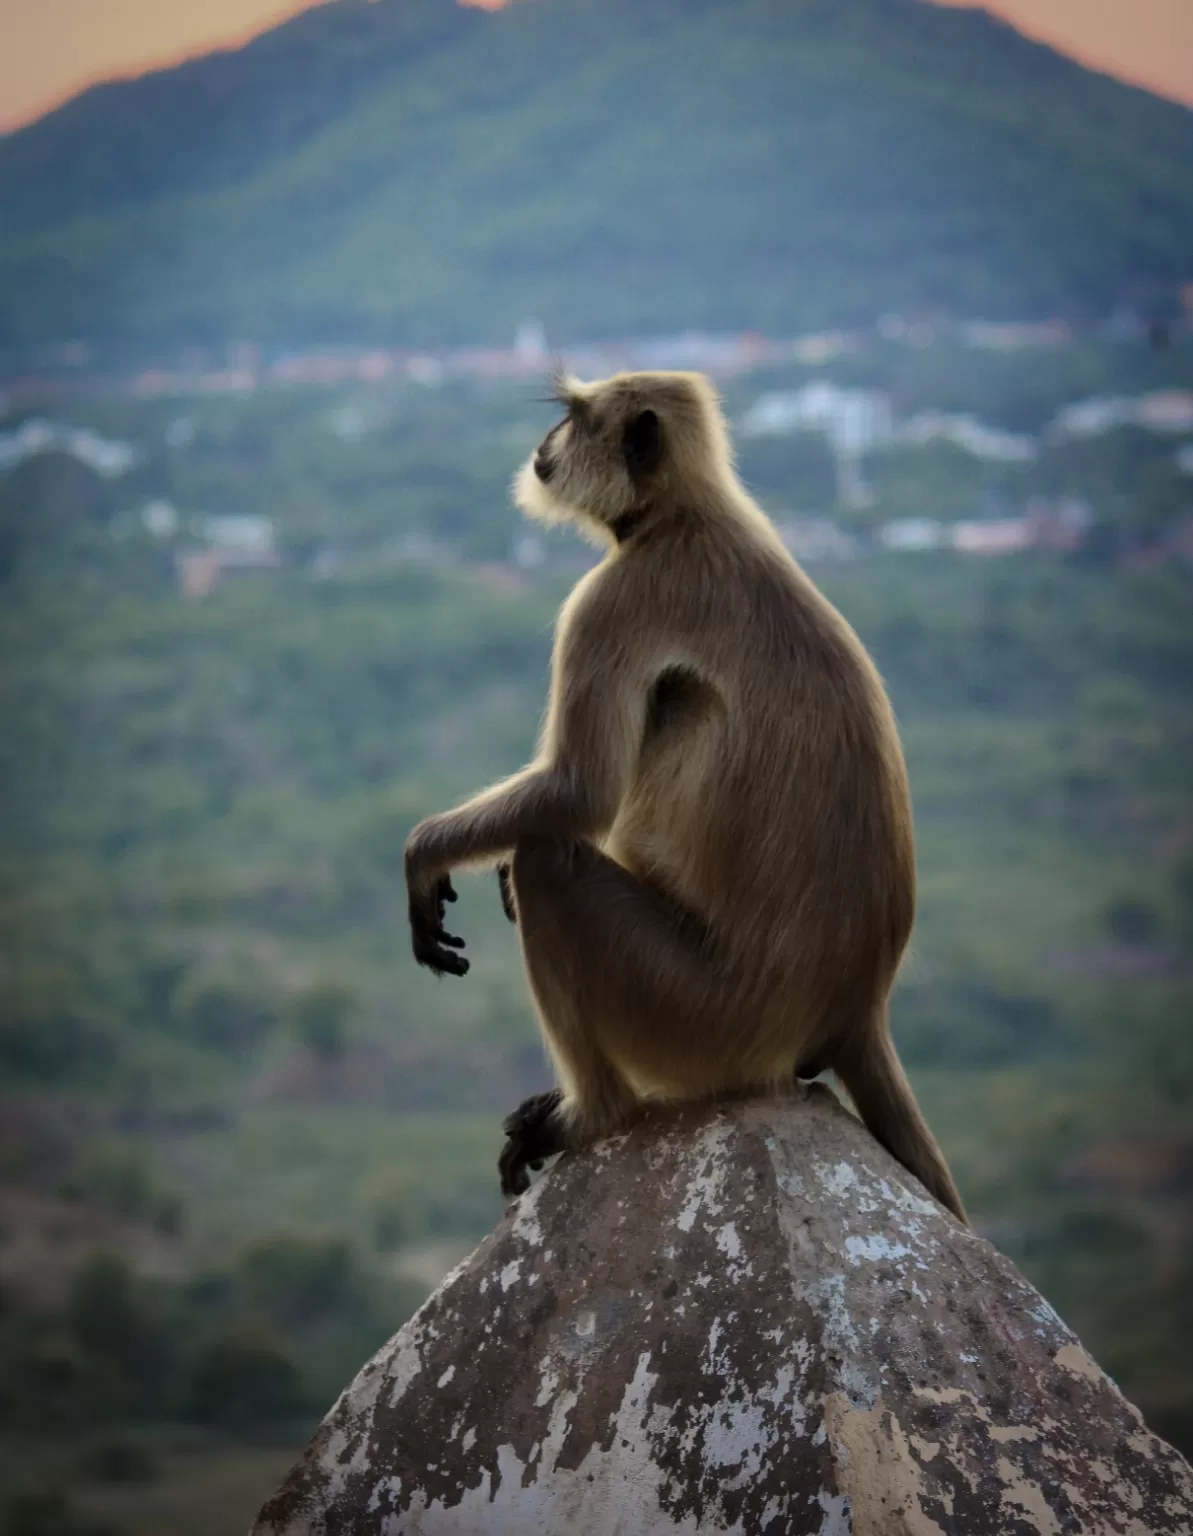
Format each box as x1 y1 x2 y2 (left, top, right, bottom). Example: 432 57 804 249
406 371 966 1223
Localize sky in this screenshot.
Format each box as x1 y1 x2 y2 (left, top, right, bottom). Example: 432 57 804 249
0 0 1191 134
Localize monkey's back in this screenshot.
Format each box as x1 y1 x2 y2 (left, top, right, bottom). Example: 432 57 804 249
607 512 915 1028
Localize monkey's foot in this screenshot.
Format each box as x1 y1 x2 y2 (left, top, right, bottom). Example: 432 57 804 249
499 1088 565 1198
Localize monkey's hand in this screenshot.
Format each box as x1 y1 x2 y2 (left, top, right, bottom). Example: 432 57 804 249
496 862 517 924
405 829 469 978
499 1088 565 1197
408 872 468 977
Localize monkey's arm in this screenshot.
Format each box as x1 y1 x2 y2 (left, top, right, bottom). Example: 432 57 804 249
406 599 650 974
406 764 617 976
407 760 594 882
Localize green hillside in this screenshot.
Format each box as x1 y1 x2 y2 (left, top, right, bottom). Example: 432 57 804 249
1 333 1191 1534
2 0 1192 348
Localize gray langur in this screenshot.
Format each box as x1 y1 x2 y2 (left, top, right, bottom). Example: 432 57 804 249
405 370 966 1223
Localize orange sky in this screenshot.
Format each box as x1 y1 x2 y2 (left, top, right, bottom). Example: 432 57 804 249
0 0 1190 135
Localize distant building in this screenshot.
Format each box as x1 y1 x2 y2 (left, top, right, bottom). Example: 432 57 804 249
177 549 224 599
141 500 180 537
1049 390 1193 439
471 563 527 595
177 514 279 597
0 417 140 477
899 410 1037 462
357 352 395 383
625 332 776 376
1049 396 1134 438
792 332 852 365
405 355 445 387
741 385 891 512
135 367 256 396
877 518 946 553
195 514 275 555
1137 391 1193 433
775 517 859 562
1026 497 1093 552
740 384 893 455
959 319 1070 350
385 531 451 564
951 519 1036 555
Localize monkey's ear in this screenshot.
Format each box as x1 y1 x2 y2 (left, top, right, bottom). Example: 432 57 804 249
623 409 662 476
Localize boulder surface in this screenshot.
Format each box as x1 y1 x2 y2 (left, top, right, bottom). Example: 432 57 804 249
253 1086 1193 1534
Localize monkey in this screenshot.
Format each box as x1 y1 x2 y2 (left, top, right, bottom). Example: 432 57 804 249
404 369 967 1224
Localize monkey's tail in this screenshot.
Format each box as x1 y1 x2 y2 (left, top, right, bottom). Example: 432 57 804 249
833 1022 968 1225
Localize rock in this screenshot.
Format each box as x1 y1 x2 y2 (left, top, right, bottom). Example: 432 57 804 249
253 1086 1193 1534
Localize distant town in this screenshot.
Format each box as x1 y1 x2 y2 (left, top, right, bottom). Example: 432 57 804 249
2 305 1192 596
3 301 1191 400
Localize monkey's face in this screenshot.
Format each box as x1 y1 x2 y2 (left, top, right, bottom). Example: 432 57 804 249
513 374 666 540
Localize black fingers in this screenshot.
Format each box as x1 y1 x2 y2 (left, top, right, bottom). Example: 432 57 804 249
499 1088 565 1197
409 875 469 978
496 863 517 924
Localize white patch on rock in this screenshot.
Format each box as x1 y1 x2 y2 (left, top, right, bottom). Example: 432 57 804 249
510 1176 549 1246
379 1328 424 1411
676 1121 736 1233
815 1489 853 1535
844 1233 917 1267
534 1361 561 1408
717 1222 743 1261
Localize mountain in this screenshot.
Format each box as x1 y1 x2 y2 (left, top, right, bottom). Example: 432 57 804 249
1 0 1192 350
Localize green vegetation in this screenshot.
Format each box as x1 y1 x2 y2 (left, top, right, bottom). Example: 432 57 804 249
2 0 1193 348
0 332 1190 1528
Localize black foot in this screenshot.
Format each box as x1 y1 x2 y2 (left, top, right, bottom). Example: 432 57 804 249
499 1088 565 1197
497 862 516 924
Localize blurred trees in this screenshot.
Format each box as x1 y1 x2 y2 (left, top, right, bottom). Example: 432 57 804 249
0 341 1189 1468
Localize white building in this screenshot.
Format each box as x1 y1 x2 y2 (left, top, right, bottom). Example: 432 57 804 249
1049 391 1193 440
877 519 947 553
739 384 893 456
0 418 140 477
141 500 180 537
775 517 859 562
951 519 1036 555
900 410 1037 462
194 514 275 556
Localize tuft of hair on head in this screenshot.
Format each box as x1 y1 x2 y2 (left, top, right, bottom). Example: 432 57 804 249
547 361 571 409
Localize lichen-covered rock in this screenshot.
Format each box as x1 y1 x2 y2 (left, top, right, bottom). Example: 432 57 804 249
253 1086 1193 1535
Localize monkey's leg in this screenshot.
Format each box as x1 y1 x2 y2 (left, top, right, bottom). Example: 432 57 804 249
499 836 738 1196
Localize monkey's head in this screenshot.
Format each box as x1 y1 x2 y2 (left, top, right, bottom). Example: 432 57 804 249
514 370 734 542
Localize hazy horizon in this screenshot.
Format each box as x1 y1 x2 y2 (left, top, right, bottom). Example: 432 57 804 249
1 0 1192 135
